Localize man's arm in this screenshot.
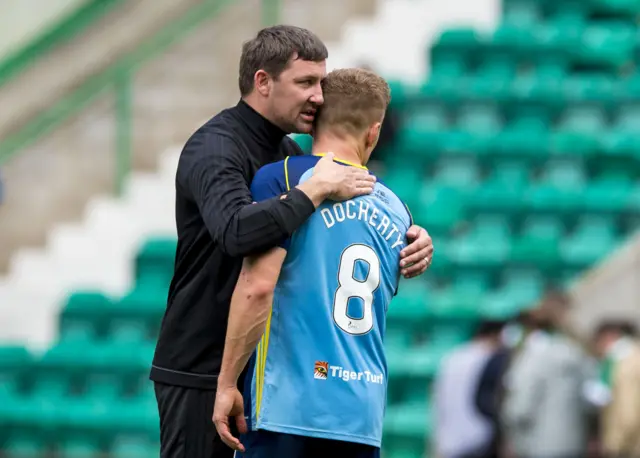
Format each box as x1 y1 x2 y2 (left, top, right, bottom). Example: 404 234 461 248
183 134 375 258
217 248 286 388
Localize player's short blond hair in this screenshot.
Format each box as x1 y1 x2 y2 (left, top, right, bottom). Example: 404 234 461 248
315 68 391 137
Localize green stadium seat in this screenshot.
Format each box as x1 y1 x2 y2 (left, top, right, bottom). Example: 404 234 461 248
384 401 432 456
0 346 32 387
135 237 176 290
560 216 618 267
503 0 542 27
512 216 563 267
2 434 46 457
588 0 640 15
381 167 423 212
583 172 633 213
58 437 102 458
386 281 431 349
603 130 640 160
413 186 465 236
291 134 312 153
111 437 158 458
432 28 482 57
627 184 640 213
526 161 586 214
432 157 480 189
550 131 600 159
558 105 607 132
447 217 512 268
468 161 528 214
388 281 431 323
575 26 635 70
492 124 551 162
457 104 503 135
59 291 113 340
428 274 487 320
484 270 545 317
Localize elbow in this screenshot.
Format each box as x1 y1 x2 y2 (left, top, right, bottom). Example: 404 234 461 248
220 235 243 258
238 276 276 308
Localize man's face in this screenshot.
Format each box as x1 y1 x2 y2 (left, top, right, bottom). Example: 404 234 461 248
595 330 620 358
268 58 326 134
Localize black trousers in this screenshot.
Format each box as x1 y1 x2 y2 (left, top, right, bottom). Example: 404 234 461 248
154 382 236 458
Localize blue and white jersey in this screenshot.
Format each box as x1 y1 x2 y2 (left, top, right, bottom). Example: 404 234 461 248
243 154 412 447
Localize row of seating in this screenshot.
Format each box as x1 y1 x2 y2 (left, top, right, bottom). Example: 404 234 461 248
503 0 640 17
403 104 640 133
397 76 640 110
431 24 637 72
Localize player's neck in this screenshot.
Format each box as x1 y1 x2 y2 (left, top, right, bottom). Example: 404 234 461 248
311 136 365 167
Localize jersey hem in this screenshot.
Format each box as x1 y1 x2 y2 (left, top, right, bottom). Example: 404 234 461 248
256 421 381 448
149 365 218 390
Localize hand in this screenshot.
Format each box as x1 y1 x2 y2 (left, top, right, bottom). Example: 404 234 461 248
213 386 248 452
313 152 376 201
400 225 433 278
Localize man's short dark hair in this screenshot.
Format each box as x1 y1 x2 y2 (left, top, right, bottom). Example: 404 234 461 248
594 320 638 339
238 25 328 96
475 319 507 338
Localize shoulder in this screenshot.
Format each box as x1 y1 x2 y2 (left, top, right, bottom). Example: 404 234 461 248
253 160 287 184
375 178 413 227
283 155 320 190
251 160 288 200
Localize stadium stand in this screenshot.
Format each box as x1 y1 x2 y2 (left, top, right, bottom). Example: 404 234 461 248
1 0 639 457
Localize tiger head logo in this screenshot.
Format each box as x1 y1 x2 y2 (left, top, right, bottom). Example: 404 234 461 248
314 361 328 380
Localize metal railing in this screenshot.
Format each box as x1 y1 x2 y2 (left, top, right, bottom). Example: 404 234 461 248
0 0 280 195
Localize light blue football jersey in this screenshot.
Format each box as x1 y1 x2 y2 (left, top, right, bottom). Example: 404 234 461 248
243 154 412 447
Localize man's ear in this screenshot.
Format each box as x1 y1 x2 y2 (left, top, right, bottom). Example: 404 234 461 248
254 70 271 97
365 122 382 150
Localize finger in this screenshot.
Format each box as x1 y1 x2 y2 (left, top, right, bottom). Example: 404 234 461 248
402 258 429 278
236 412 248 435
400 246 432 268
354 186 374 196
215 420 243 451
405 225 422 240
355 176 377 186
400 231 431 258
355 181 375 191
349 168 376 179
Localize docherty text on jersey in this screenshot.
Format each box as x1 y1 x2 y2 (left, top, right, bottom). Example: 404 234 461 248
319 200 406 250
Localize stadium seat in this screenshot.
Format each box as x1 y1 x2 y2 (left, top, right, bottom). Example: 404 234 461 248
512 216 563 267
59 292 114 339
134 237 176 290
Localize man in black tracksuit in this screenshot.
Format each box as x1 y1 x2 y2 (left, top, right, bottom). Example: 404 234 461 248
150 25 434 458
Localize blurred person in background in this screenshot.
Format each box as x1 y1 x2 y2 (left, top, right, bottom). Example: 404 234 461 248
591 321 640 458
474 319 512 458
501 290 596 458
433 319 507 458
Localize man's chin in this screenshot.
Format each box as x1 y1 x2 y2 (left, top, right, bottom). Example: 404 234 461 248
293 122 313 135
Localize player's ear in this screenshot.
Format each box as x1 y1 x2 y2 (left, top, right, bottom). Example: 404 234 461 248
365 122 382 150
254 70 272 97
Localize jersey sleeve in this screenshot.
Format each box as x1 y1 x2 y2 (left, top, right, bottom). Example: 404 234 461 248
250 160 292 250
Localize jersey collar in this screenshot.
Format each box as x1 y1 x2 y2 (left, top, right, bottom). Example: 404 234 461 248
313 153 368 170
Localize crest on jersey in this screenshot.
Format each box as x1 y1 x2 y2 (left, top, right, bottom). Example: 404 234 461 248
314 361 328 380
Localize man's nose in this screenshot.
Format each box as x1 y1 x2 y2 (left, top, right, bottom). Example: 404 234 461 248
310 84 324 105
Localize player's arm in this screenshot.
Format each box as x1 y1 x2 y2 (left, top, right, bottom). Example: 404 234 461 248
218 249 286 390
181 133 374 257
